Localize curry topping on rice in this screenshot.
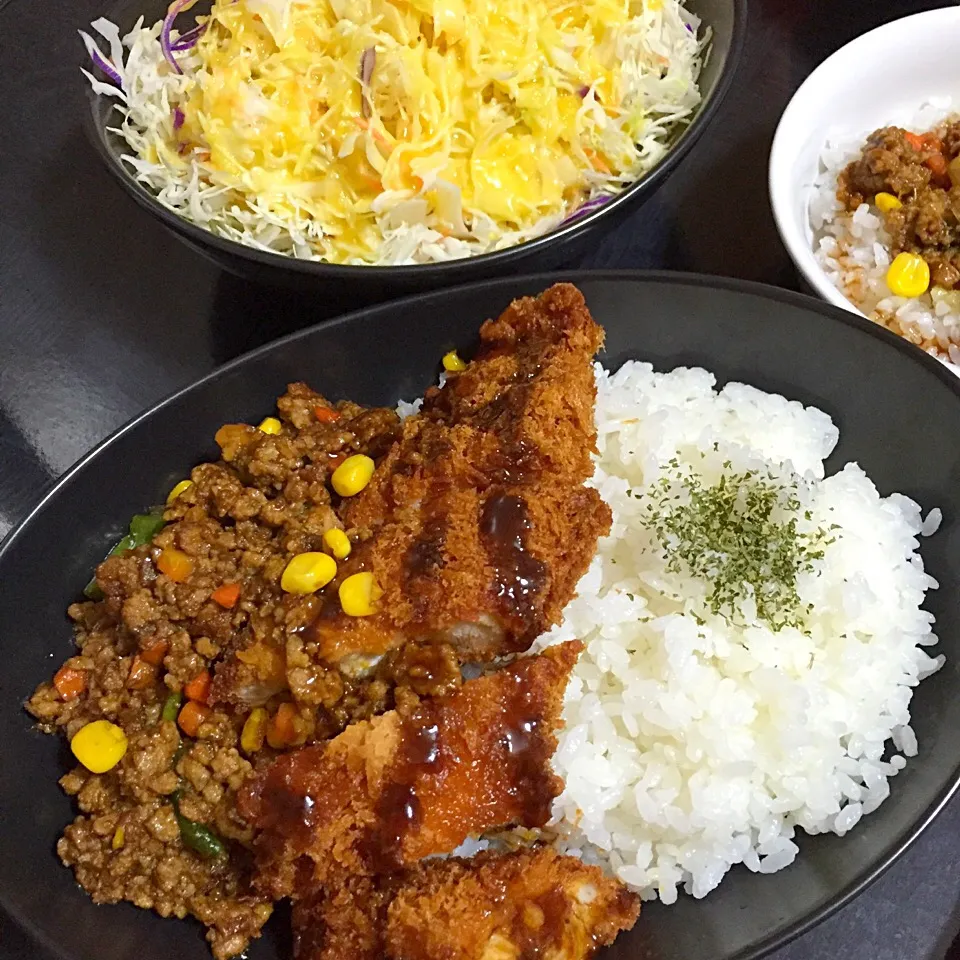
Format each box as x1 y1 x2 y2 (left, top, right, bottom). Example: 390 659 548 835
26 284 635 959
838 122 960 293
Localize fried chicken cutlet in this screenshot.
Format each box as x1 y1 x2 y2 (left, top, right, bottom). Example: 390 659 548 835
386 848 641 960
237 641 581 899
291 848 640 960
306 283 610 666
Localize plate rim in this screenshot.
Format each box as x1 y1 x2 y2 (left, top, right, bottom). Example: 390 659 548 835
2 268 958 960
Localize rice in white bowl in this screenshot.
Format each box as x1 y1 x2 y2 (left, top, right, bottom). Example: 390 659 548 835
810 99 960 373
537 361 945 902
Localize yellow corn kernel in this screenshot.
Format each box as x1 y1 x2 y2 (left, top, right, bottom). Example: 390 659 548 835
281 552 337 594
331 455 375 497
886 252 931 298
442 350 467 373
874 192 902 213
112 826 125 850
258 417 282 435
240 707 268 755
339 572 382 616
323 528 352 560
166 479 193 504
70 719 128 774
156 548 193 583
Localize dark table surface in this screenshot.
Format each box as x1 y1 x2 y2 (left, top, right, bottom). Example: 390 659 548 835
2 0 960 957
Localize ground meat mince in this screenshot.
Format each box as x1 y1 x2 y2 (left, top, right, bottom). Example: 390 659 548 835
25 383 464 958
838 122 960 289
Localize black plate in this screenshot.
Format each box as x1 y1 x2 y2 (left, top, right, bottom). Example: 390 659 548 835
83 0 745 299
1 272 958 960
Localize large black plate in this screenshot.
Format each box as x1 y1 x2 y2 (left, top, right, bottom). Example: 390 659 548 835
1 273 958 960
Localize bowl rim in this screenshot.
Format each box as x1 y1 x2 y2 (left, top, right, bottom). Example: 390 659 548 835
768 4 960 317
81 0 748 277
3 268 959 960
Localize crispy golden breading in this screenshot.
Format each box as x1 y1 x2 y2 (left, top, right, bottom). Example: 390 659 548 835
307 283 610 665
386 848 641 960
238 642 581 899
291 848 640 960
292 876 389 960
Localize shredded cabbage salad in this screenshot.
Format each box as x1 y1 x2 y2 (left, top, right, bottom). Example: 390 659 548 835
82 0 707 265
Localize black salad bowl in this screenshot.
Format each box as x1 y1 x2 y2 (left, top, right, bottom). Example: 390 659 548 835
82 0 746 299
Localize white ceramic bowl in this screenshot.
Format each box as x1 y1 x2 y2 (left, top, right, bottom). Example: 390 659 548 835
769 6 960 316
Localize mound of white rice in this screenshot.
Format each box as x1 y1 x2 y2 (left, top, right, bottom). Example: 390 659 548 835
539 361 945 902
810 99 960 373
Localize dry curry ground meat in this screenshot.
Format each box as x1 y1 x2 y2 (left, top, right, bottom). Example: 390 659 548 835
838 122 960 289
26 383 464 959
25 287 618 960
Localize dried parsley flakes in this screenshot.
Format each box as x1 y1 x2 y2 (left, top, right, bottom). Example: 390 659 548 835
640 460 828 631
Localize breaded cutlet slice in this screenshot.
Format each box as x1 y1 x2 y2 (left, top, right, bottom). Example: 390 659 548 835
292 875 388 960
304 283 610 667
237 641 581 899
385 848 641 960
291 848 641 960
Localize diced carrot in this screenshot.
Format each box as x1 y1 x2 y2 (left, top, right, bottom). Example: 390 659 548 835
127 655 157 690
266 702 299 749
211 582 241 609
314 405 341 423
53 666 86 701
184 669 212 703
178 699 211 737
157 548 193 582
926 151 950 187
904 131 925 151
140 638 169 666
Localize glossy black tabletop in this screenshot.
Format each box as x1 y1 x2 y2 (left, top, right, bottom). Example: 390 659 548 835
2 0 960 957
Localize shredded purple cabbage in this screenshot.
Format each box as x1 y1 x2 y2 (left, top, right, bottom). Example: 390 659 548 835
173 106 185 130
160 0 199 74
560 195 611 226
87 42 123 86
170 22 206 51
578 85 590 98
360 47 376 118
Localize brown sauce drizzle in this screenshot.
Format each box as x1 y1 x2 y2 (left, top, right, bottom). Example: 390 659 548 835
363 652 562 872
250 745 332 853
422 327 546 485
495 669 557 827
489 436 541 485
364 702 444 872
298 589 344 646
480 492 547 632
511 886 571 960
404 517 447 580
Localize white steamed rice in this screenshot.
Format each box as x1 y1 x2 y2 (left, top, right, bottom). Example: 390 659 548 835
535 361 945 902
810 99 960 373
